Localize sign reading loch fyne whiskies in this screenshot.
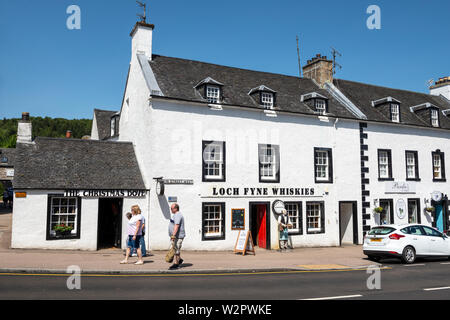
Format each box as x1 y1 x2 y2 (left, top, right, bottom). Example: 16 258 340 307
212 187 316 197
65 189 147 198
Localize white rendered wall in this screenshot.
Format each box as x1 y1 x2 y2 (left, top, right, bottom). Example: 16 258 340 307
364 123 450 228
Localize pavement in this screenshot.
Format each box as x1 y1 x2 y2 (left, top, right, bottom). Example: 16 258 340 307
0 209 378 275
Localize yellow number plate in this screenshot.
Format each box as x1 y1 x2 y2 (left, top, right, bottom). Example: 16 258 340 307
371 238 382 242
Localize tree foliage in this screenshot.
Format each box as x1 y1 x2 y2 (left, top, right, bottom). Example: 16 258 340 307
0 117 92 148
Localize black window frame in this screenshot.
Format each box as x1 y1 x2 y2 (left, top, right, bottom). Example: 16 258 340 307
314 147 333 184
314 98 328 114
258 144 280 183
432 150 446 182
379 199 394 225
405 150 420 181
305 201 325 235
407 198 422 224
378 149 393 181
202 140 226 182
201 202 226 241
46 194 82 241
284 201 303 236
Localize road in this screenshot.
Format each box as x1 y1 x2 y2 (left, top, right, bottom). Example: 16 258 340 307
1 257 450 300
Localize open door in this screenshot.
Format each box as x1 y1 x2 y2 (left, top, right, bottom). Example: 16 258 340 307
250 202 270 249
97 198 123 250
339 201 358 246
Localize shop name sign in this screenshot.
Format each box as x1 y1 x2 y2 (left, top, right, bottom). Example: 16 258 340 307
212 187 316 197
385 181 416 194
65 189 147 198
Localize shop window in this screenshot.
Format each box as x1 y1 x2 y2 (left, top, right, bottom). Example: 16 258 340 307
202 202 225 241
258 144 280 183
47 195 81 240
314 148 333 183
306 201 325 234
202 141 225 182
407 199 421 224
285 202 302 235
379 199 394 225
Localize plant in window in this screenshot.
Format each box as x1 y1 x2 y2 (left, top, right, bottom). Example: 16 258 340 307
53 224 73 236
373 206 384 214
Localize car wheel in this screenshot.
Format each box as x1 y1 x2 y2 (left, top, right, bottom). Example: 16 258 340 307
401 246 416 264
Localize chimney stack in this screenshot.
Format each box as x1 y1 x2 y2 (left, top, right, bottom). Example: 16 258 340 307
430 77 450 101
130 21 155 62
302 54 333 88
17 112 32 144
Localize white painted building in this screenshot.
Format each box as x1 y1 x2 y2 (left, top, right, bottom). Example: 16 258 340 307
10 20 450 251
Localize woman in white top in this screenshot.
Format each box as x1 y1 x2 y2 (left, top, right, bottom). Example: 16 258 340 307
120 205 144 265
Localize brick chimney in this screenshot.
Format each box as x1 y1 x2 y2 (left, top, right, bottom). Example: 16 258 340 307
302 54 333 88
17 112 32 144
430 77 450 101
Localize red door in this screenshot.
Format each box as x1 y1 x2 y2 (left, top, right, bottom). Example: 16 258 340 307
257 205 267 249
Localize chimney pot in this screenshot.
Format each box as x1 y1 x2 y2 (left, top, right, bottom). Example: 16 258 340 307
22 112 30 121
66 130 72 139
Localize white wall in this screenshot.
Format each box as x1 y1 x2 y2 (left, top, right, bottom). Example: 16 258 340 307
365 123 450 228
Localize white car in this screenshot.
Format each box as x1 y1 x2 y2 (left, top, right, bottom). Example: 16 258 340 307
363 224 450 264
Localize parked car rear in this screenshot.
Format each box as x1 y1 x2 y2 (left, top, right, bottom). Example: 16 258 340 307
363 224 450 264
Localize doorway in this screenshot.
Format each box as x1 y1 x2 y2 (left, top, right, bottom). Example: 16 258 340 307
249 202 270 250
436 204 444 233
97 198 123 249
339 201 358 246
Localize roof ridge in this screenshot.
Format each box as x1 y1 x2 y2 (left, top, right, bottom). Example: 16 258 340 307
35 136 133 145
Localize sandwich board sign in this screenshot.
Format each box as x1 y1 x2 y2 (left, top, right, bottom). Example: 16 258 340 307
234 230 255 256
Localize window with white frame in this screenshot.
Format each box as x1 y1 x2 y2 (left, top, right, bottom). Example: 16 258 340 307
202 203 225 240
306 202 324 234
315 99 327 115
48 196 79 238
258 144 279 182
408 199 420 224
261 92 274 109
406 151 418 180
285 202 302 235
378 149 392 179
391 104 400 122
314 148 332 183
202 141 225 181
206 85 220 104
431 109 439 127
432 152 444 180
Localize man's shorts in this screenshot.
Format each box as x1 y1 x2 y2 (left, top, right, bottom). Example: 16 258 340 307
127 235 142 250
172 238 184 255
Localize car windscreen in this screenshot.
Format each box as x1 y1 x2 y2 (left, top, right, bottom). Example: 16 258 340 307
368 227 396 235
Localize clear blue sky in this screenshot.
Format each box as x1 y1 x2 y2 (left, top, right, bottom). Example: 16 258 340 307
1 0 450 119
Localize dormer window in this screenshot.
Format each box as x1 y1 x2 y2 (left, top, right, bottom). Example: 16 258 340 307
431 109 439 127
261 92 274 109
248 85 277 110
301 92 328 115
194 77 224 105
390 103 400 123
315 99 327 115
110 114 120 137
206 85 220 104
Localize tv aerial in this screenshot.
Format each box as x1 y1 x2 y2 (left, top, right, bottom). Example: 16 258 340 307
426 79 435 88
136 1 147 23
331 47 342 75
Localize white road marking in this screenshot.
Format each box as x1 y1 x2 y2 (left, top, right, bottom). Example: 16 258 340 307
424 287 450 291
404 264 426 267
301 294 363 300
440 262 450 265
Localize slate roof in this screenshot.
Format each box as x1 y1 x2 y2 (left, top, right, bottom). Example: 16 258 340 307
13 137 146 190
149 55 360 120
333 79 450 130
0 148 15 167
94 109 117 140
